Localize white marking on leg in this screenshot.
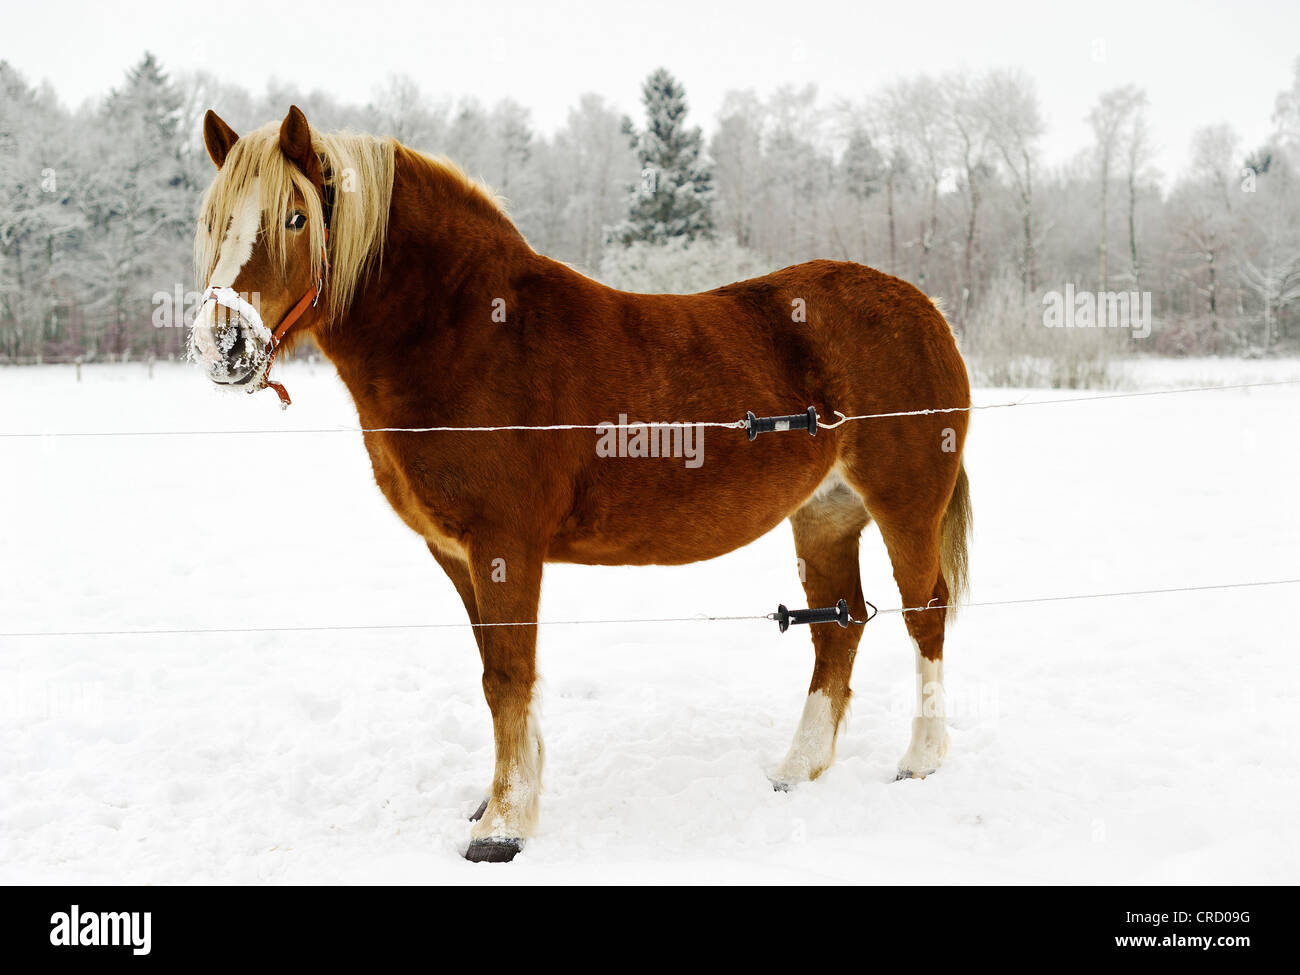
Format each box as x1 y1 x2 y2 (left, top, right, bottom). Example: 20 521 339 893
772 689 841 784
471 693 544 841
898 639 949 776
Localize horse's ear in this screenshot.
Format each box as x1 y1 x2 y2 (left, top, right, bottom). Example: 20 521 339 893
203 110 239 169
279 105 323 185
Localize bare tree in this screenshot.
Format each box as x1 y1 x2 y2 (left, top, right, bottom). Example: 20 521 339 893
553 94 638 268
1272 55 1300 150
845 91 912 275
710 90 765 251
1173 124 1241 337
369 74 448 150
980 68 1044 293
945 71 995 321
888 76 948 291
1123 94 1152 287
1088 85 1145 290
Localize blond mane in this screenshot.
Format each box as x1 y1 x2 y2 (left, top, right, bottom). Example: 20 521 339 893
195 123 397 321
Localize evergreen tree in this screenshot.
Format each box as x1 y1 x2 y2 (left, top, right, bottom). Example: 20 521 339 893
842 127 885 201
613 68 714 245
83 52 189 356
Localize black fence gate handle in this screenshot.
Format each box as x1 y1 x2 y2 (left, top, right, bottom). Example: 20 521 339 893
772 598 874 633
745 406 818 441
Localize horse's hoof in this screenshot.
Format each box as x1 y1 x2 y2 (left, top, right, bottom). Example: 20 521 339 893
771 779 792 793
465 838 521 863
895 768 935 781
468 798 489 822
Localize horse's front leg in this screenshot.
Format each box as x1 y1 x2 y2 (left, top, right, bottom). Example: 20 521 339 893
462 538 545 863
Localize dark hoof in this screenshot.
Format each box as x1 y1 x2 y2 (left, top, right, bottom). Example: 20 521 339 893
895 769 934 781
771 780 791 793
465 838 521 863
468 797 489 822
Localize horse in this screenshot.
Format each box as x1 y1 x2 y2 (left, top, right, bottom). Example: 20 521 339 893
189 105 973 863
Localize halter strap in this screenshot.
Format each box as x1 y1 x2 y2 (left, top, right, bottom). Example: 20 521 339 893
261 234 328 408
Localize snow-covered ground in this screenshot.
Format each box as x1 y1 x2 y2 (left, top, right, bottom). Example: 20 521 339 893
2 357 1298 884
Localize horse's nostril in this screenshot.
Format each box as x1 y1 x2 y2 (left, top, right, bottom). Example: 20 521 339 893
212 314 242 356
203 318 265 386
224 328 248 364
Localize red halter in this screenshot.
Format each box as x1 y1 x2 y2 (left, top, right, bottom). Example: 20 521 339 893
258 231 329 408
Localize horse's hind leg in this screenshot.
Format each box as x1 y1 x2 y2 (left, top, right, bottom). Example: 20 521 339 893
871 511 952 780
772 469 872 788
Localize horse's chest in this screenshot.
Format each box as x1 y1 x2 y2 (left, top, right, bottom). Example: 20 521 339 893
363 436 466 555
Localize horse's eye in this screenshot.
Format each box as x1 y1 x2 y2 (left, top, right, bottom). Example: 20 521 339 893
286 212 306 230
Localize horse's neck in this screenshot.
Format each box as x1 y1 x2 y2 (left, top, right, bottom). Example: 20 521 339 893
316 148 540 423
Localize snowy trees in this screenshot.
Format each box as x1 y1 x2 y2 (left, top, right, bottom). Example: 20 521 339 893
1088 85 1147 292
0 63 85 360
710 91 764 251
598 69 754 293
839 124 886 261
3 53 1300 363
980 68 1044 292
1123 97 1152 288
1180 124 1241 336
612 68 715 245
946 73 996 321
0 55 195 361
888 76 948 293
550 95 637 269
84 54 192 359
1233 58 1300 350
598 236 766 293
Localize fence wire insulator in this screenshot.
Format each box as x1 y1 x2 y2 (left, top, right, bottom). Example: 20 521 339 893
771 597 875 633
745 406 818 441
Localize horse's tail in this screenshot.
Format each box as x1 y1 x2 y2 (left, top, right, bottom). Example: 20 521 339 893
939 462 972 617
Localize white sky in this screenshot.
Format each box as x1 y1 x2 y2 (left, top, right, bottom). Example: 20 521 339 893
5 0 1297 185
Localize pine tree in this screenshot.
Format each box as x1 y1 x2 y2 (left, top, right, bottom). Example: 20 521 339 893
613 68 714 245
84 52 189 357
842 128 885 201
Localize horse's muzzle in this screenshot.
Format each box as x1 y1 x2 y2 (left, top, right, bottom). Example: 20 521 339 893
189 288 272 389
192 318 265 387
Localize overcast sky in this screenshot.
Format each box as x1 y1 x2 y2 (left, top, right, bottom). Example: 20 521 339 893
5 0 1297 185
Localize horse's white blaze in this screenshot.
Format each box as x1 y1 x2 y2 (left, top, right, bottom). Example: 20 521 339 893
470 695 544 841
192 183 261 343
210 182 261 288
898 638 949 776
773 689 840 784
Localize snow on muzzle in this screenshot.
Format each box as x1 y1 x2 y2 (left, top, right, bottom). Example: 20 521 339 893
188 287 273 388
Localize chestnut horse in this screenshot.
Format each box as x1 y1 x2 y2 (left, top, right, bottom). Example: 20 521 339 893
190 106 973 862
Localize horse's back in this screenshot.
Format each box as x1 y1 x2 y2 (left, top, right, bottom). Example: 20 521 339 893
693 258 969 415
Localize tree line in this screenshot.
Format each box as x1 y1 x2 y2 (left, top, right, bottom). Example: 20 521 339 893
2 53 1299 370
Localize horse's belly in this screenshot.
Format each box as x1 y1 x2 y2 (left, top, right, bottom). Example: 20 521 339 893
548 469 821 566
